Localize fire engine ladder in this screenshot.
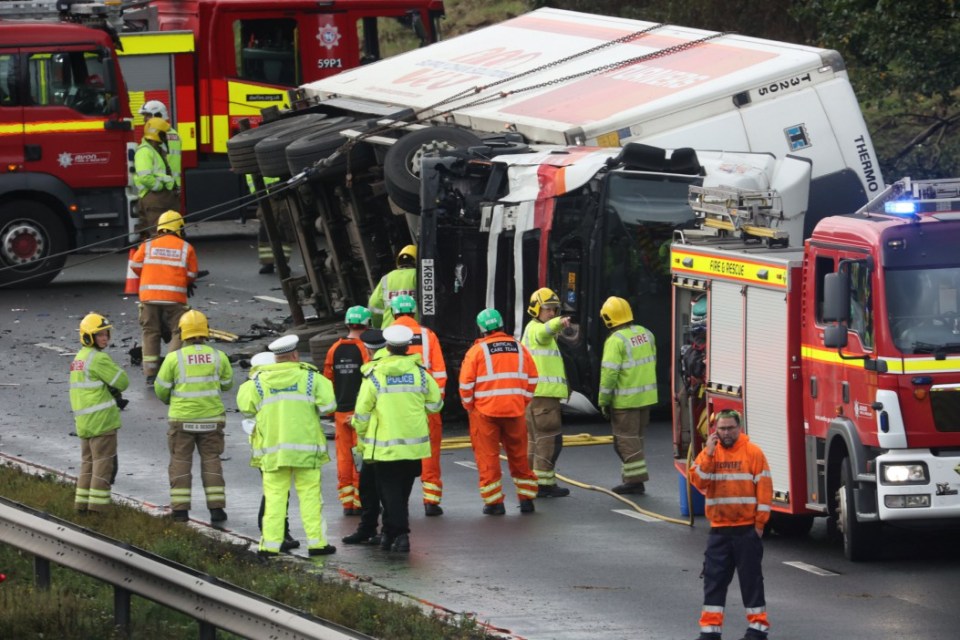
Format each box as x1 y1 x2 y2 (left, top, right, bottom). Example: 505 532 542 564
0 0 125 29
688 185 789 245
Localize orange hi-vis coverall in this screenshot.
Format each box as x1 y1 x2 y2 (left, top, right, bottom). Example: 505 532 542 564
392 314 446 506
323 336 369 511
459 331 539 506
691 433 773 640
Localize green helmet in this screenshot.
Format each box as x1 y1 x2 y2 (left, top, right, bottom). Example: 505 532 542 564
345 305 372 327
390 294 417 315
476 308 504 332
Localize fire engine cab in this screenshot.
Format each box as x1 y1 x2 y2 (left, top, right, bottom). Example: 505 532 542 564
671 177 960 560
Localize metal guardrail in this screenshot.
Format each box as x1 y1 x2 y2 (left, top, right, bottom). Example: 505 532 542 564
0 497 369 640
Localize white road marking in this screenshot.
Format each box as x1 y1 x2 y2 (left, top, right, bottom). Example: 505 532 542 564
34 343 76 356
455 461 478 470
255 295 287 305
783 561 838 576
612 508 661 523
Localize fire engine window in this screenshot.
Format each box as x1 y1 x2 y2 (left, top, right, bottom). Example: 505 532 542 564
813 256 834 323
887 267 960 352
235 19 300 86
356 15 426 64
848 261 873 350
26 50 116 115
0 54 17 106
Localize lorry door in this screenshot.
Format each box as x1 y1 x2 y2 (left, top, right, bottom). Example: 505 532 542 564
0 48 24 171
20 44 129 190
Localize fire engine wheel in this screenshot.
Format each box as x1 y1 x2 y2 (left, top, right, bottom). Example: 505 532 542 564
384 126 483 214
255 116 353 179
838 456 880 561
226 114 328 174
285 118 375 179
0 199 68 288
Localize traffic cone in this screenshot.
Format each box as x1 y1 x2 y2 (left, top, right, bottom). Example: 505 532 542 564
123 248 140 295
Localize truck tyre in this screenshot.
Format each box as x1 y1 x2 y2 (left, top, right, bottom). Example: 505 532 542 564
0 199 68 288
838 456 880 561
384 126 482 214
285 117 374 178
227 114 327 174
768 512 815 537
255 117 349 178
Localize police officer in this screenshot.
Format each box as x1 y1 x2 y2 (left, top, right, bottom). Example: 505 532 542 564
522 288 571 497
322 305 372 514
70 313 129 513
236 335 338 556
154 310 234 523
459 309 539 515
130 210 198 384
352 325 442 553
134 117 179 237
368 245 418 328
598 296 657 494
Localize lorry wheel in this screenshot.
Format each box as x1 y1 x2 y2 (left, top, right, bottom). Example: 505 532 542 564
285 117 374 178
768 512 815 537
255 117 351 178
838 456 879 561
384 126 482 214
0 200 68 288
227 114 328 174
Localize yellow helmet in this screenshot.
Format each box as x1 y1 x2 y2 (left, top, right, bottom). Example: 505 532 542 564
179 310 209 341
79 312 112 347
527 287 560 318
600 296 633 328
397 244 417 268
157 210 184 234
143 116 170 142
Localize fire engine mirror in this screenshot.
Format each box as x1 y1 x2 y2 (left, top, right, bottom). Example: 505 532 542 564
864 358 888 373
823 324 848 349
822 272 850 322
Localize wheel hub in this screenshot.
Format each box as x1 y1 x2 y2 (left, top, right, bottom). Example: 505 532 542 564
2 223 45 264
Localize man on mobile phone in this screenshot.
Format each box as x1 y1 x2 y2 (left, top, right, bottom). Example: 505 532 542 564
690 409 772 640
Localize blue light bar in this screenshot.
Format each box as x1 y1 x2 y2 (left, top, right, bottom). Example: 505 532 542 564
885 201 917 215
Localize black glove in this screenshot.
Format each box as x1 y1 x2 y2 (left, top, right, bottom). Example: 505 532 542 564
196 270 209 279
600 405 610 420
108 387 129 410
160 323 172 344
187 282 196 298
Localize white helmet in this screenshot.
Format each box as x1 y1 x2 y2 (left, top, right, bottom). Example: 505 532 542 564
139 99 169 121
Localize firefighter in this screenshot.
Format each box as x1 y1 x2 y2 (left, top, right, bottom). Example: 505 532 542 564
388 294 447 515
676 296 708 457
130 210 198 385
70 313 129 513
134 116 179 237
368 244 418 328
323 305 372 515
459 308 539 515
342 328 389 546
691 409 773 640
139 100 181 192
597 296 657 494
245 174 294 274
236 334 338 557
521 287 572 497
154 310 234 523
351 325 442 552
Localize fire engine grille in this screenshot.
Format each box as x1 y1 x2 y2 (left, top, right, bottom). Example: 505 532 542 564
930 389 960 432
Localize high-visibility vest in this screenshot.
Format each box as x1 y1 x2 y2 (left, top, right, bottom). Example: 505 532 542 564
598 324 658 409
69 346 129 438
155 343 234 422
391 315 447 396
459 331 537 417
236 362 336 472
166 127 182 188
368 267 417 328
521 317 568 398
351 354 442 462
691 433 773 529
131 234 198 304
133 141 176 198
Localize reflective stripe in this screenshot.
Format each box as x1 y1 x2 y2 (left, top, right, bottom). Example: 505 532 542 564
253 443 324 457
474 387 534 398
537 376 565 384
261 393 313 405
697 471 755 482
141 284 188 293
528 348 560 357
460 381 475 390
362 434 431 448
172 389 220 398
705 496 758 506
70 381 104 389
425 400 443 412
155 378 173 389
74 400 116 416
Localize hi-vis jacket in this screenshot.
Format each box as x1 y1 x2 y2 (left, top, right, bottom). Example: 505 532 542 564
521 316 568 398
155 343 234 422
165 127 182 188
390 315 447 397
598 324 657 409
368 267 417 328
236 362 336 472
69 346 129 439
133 141 176 198
351 354 442 462
459 331 538 417
691 433 773 529
131 234 198 304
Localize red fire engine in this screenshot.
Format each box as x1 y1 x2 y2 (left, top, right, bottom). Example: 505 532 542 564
672 178 960 560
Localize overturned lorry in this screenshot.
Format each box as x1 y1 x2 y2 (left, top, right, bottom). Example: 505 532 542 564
227 7 882 407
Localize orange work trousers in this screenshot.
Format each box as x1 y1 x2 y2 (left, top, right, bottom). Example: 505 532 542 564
421 412 443 505
333 411 361 509
469 411 538 505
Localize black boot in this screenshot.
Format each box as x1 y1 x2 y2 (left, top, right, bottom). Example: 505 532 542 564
209 508 227 522
537 485 570 498
342 530 377 545
391 534 410 553
482 503 506 516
